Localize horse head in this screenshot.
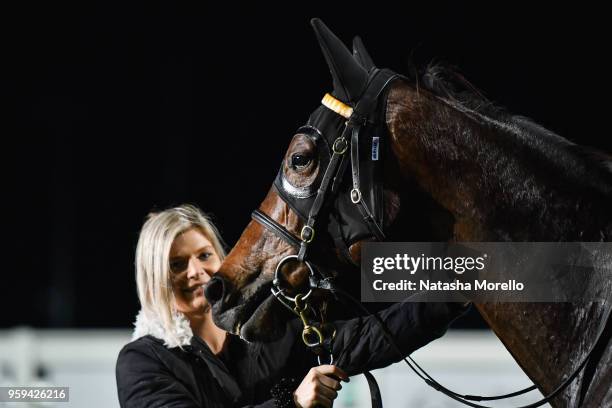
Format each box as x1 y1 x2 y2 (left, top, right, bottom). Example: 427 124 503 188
205 19 418 341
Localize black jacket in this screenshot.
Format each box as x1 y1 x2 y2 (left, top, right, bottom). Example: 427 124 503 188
116 302 467 408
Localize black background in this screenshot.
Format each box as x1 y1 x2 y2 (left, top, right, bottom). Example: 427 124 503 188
3 2 610 328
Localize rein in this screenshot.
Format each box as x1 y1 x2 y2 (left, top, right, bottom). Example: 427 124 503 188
330 287 612 408
250 69 612 407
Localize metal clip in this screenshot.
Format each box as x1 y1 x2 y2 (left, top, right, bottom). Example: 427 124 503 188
302 325 325 348
294 294 324 347
350 188 362 204
332 137 348 155
300 225 315 243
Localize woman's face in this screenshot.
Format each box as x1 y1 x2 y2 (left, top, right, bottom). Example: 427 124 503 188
169 228 221 316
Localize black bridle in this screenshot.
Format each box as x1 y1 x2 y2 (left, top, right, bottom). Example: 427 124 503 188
250 68 612 407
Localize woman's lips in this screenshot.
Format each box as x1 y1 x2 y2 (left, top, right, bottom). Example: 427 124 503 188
182 285 204 295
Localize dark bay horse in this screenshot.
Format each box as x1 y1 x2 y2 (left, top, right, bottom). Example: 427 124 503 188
205 19 612 407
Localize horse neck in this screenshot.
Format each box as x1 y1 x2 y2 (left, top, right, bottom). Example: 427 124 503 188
384 81 612 242
383 81 612 406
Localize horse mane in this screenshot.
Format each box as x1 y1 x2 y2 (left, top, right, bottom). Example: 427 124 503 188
419 63 505 118
415 63 612 177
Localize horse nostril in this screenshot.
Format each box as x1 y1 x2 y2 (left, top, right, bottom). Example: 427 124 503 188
205 276 225 304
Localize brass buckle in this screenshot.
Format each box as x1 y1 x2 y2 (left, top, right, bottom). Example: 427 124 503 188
332 137 348 155
300 225 315 243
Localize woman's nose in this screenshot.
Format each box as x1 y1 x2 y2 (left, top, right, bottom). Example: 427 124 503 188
186 258 213 280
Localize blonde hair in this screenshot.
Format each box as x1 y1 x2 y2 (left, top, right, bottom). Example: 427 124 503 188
135 204 226 346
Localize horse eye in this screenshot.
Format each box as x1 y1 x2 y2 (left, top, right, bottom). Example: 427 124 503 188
290 153 312 170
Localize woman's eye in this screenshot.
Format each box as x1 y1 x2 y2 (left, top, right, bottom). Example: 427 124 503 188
170 261 187 273
290 153 312 170
199 252 212 261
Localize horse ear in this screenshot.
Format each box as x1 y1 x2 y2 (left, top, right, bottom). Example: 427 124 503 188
352 36 376 71
311 18 369 104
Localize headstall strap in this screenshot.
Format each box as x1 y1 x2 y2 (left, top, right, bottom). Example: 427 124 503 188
252 69 402 408
296 124 351 263
346 69 399 242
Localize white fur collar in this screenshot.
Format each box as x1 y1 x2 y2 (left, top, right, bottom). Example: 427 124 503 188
132 309 193 348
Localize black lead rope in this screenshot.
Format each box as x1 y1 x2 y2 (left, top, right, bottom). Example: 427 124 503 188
363 371 383 408
329 312 383 408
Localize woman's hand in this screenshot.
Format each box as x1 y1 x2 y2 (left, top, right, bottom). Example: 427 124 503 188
293 365 349 408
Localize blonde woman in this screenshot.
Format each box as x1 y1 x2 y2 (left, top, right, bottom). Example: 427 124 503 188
116 204 468 408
